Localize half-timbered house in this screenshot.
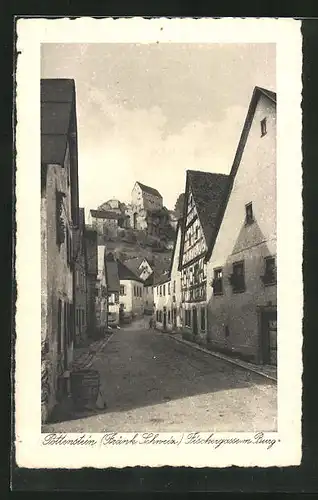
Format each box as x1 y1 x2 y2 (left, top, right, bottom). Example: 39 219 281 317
178 170 230 344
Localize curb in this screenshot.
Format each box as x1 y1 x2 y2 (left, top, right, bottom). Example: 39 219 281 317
167 334 277 383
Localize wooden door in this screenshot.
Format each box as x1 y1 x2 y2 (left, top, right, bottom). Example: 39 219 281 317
261 310 277 365
163 309 167 330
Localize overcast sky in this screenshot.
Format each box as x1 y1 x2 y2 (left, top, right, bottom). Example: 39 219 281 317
41 43 275 213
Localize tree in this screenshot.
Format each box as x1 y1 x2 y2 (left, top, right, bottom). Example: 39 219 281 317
174 193 185 219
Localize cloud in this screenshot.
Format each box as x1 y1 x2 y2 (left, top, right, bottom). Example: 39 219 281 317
78 85 247 213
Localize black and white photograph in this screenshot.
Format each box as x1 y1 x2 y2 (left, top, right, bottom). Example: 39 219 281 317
15 17 302 469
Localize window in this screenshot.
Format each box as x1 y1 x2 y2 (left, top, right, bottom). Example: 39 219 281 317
261 117 267 137
160 286 162 296
76 309 79 327
120 285 126 296
261 256 277 285
81 309 84 326
225 325 230 338
212 268 223 295
168 282 171 295
173 280 176 294
230 261 246 293
56 190 65 247
201 307 206 331
195 226 199 240
245 202 254 224
168 310 171 323
156 310 159 321
134 286 136 297
193 263 199 284
185 309 191 327
159 310 162 322
163 284 166 296
189 233 192 247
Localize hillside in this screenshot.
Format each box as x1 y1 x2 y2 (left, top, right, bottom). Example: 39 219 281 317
98 228 174 274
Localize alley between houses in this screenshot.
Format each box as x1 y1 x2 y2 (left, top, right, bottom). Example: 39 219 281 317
43 319 277 433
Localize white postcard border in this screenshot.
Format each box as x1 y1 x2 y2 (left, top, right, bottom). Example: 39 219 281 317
15 17 303 469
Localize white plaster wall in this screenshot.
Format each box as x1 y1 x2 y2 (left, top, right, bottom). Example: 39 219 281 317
206 94 276 360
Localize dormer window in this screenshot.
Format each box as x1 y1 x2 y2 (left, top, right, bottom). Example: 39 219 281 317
261 118 267 137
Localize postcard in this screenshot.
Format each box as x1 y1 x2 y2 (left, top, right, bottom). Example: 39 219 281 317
15 17 303 468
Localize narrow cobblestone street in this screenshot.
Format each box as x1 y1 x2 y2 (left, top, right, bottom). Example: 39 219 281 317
43 318 277 433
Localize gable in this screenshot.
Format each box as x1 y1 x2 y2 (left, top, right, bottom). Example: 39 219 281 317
137 182 162 198
179 170 230 269
205 86 276 261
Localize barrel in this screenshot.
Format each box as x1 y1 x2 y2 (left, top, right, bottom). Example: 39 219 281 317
70 369 100 409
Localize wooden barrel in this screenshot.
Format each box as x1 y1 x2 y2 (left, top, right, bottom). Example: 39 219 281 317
70 369 100 408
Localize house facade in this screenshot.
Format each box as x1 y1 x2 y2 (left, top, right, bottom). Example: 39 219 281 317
143 272 155 315
85 226 98 338
89 209 128 240
131 181 163 232
104 252 120 327
73 208 88 345
206 87 277 365
95 245 107 333
41 78 79 423
169 220 183 331
117 260 144 322
179 170 230 345
154 275 172 331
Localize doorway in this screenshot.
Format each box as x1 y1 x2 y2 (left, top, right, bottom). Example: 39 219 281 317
163 308 167 331
192 307 198 335
133 212 137 229
261 309 277 365
173 308 177 328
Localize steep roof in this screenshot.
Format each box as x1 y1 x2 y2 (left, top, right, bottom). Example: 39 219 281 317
136 182 162 198
182 170 230 257
256 86 276 103
104 254 120 292
205 86 276 261
229 86 276 181
168 218 182 276
117 260 144 283
144 272 154 287
123 256 153 277
122 256 144 276
41 79 76 165
153 272 170 286
90 209 122 220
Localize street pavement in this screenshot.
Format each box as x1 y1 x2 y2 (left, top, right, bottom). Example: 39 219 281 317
43 317 277 433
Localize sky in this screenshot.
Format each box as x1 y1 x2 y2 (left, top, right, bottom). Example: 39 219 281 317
41 43 275 213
